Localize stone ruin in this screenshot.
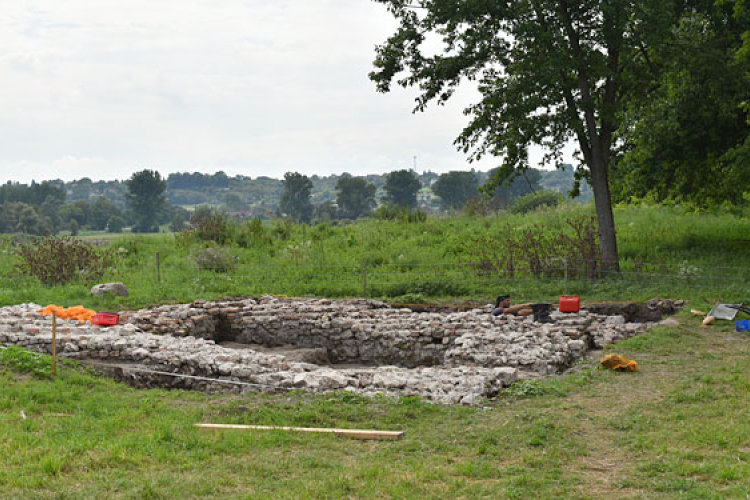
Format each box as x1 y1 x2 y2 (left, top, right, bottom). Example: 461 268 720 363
0 297 682 404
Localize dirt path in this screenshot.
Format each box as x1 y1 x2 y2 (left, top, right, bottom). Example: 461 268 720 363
555 321 750 497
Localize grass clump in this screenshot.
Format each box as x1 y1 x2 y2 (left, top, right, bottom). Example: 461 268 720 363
0 346 53 378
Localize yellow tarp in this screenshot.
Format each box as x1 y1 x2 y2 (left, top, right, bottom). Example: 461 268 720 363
600 353 638 372
39 305 97 323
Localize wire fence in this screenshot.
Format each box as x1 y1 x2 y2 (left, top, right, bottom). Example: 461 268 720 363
1 255 748 302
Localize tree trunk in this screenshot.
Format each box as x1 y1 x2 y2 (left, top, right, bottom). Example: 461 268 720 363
588 157 620 274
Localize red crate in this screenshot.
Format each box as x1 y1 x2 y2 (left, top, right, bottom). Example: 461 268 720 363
92 312 119 326
559 296 581 313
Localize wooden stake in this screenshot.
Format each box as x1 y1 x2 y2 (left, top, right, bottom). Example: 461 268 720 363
195 423 404 441
51 311 57 377
156 252 161 284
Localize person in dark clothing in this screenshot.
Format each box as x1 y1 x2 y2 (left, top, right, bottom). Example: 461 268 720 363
492 294 533 317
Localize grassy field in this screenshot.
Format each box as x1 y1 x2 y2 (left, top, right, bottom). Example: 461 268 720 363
1 204 749 310
1 206 749 498
1 304 749 499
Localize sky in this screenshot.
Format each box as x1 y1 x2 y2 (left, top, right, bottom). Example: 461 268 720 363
0 1 572 184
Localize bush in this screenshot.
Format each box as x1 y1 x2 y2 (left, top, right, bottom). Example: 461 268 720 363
272 218 293 240
107 216 125 233
510 190 564 214
191 246 237 272
372 204 427 223
188 207 234 245
463 197 503 216
15 236 115 285
169 215 187 233
235 218 269 248
462 213 601 279
68 219 79 236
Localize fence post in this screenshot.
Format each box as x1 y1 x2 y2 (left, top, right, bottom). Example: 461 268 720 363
563 257 568 295
363 261 368 299
156 252 161 284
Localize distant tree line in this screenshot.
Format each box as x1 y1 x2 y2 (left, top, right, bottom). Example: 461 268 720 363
0 165 588 235
0 172 188 236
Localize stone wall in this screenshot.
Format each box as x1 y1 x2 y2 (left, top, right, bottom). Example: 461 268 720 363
0 297 660 404
117 297 652 370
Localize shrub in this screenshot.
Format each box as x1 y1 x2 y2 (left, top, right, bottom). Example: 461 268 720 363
107 216 125 233
15 236 115 285
235 218 269 248
169 215 187 233
191 246 237 272
188 208 234 245
510 190 564 214
462 213 601 279
372 204 427 223
272 218 293 240
463 197 501 216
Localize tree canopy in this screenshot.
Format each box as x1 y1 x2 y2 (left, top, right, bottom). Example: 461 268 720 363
432 171 479 210
611 3 750 207
370 0 723 270
336 177 377 219
126 170 166 233
280 172 314 223
383 169 422 208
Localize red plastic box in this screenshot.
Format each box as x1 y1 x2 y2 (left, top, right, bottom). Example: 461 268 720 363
559 296 581 313
91 312 119 326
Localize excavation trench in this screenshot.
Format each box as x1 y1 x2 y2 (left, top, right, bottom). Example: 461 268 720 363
0 298 683 404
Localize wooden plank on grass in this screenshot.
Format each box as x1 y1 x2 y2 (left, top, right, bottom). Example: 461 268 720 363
195 423 404 441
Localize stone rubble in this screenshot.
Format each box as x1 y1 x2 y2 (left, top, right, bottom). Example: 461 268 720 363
0 297 658 404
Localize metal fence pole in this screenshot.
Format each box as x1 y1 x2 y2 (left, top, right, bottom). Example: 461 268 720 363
564 257 568 295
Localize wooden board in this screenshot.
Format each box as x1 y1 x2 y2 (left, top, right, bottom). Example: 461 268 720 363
195 423 404 441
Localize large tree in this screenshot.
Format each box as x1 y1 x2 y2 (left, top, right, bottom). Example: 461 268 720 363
370 0 695 271
89 197 124 231
432 171 478 210
336 177 377 219
383 169 421 208
280 172 314 223
126 169 166 233
611 3 750 206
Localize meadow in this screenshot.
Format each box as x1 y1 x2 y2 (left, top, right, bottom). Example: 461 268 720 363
1 203 749 310
1 204 750 498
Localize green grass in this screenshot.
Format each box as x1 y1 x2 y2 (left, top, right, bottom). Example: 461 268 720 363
1 204 748 310
1 305 749 498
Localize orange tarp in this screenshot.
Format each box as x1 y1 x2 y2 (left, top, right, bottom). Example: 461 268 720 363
39 305 97 323
600 353 638 372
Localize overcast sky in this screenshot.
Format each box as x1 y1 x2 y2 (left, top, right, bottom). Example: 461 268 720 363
0 1 569 184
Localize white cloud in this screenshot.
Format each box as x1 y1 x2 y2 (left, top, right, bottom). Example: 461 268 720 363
0 1 571 184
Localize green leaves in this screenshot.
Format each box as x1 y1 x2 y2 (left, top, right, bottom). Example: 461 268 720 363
335 177 377 220
280 172 314 224
383 170 422 209
126 170 166 233
432 171 479 210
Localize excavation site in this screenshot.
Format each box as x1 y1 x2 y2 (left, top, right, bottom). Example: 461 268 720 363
0 297 682 404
